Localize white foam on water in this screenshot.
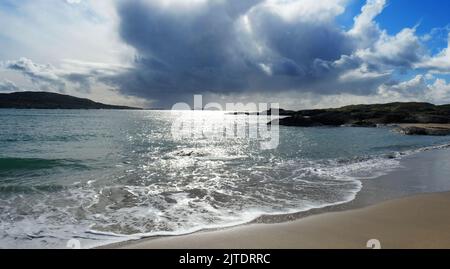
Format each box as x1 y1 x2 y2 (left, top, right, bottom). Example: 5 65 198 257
1 139 449 249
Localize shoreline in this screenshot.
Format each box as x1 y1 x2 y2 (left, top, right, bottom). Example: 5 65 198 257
103 191 450 249
102 147 450 249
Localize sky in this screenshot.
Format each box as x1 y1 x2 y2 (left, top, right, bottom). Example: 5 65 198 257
0 0 450 109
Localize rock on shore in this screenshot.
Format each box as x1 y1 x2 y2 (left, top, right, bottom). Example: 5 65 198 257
394 124 450 136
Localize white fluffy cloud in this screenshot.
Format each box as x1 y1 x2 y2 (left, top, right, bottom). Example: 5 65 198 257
349 0 386 46
377 75 450 105
417 34 450 73
355 28 424 69
261 0 348 23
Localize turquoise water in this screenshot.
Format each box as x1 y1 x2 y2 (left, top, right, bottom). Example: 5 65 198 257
1 109 450 248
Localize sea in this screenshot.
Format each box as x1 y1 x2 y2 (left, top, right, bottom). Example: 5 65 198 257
1 109 450 248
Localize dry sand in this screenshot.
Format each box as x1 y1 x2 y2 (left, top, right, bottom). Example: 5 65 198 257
105 192 450 249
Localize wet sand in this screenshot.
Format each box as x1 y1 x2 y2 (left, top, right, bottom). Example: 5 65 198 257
105 192 450 249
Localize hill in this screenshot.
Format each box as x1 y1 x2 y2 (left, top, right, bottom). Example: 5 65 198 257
0 92 141 110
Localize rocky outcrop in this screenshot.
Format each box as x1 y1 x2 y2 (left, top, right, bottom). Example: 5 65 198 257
395 125 450 136
268 102 450 136
230 108 295 116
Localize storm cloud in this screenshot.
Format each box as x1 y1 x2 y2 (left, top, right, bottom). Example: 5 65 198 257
1 0 450 108
113 0 358 103
106 0 450 107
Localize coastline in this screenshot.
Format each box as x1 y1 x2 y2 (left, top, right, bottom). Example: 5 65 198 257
104 192 450 249
101 147 450 249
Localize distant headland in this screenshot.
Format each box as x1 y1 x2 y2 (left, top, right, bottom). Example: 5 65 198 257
266 102 450 136
0 91 142 110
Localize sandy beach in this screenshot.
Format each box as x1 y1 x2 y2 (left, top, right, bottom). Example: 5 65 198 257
105 191 450 249
102 148 450 249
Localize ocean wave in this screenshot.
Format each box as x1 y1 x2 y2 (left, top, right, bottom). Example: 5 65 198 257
0 157 89 173
91 144 448 246
0 184 66 194
0 133 104 143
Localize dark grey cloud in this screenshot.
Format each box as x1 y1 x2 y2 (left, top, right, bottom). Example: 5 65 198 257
110 0 439 107
113 0 262 100
112 0 371 106
63 73 92 92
